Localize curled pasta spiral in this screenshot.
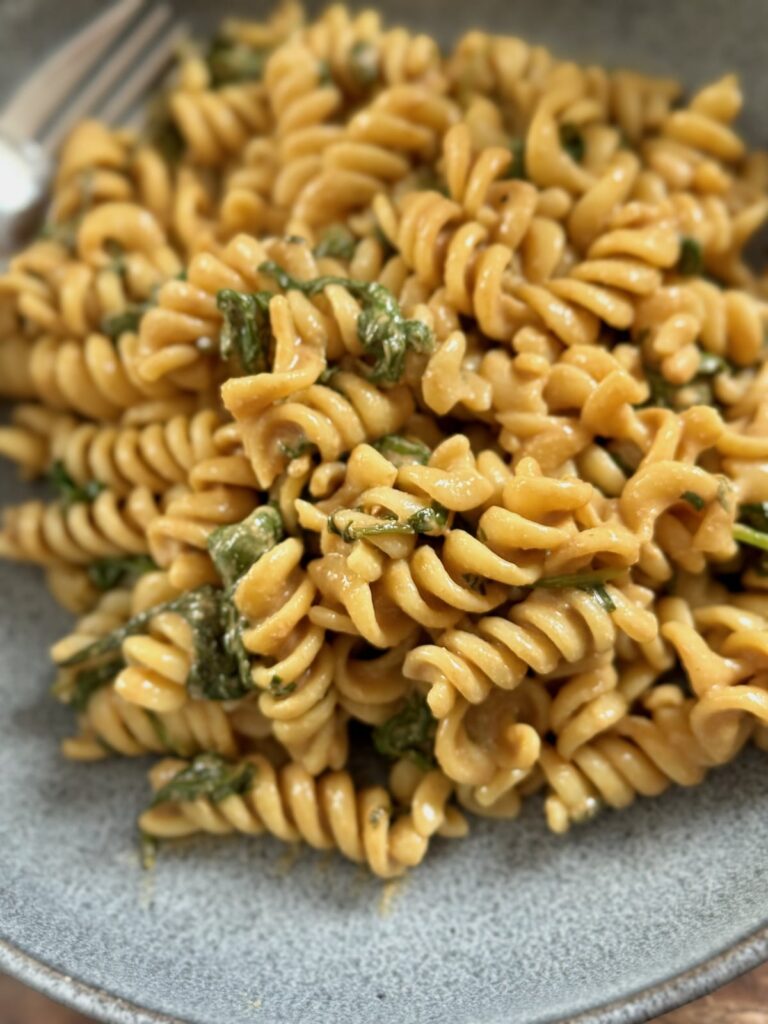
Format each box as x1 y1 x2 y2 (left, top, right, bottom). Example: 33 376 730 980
47 410 227 496
234 538 347 774
539 693 710 833
302 4 445 96
661 600 768 763
241 370 415 488
169 58 271 168
405 580 658 719
291 85 459 227
263 40 343 216
0 486 166 569
139 753 466 877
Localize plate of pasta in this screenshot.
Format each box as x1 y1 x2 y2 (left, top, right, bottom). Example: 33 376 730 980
2 1 768 1022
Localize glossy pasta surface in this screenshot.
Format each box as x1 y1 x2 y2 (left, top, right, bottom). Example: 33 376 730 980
2 2 768 877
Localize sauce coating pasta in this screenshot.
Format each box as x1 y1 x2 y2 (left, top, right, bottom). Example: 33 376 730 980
3 2 768 876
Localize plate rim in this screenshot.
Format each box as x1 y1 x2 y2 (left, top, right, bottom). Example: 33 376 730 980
2 918 768 1024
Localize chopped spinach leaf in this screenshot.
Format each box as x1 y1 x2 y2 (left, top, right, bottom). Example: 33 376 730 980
317 59 334 85
88 554 158 592
349 39 379 88
268 674 297 698
604 447 635 477
313 224 357 261
740 502 768 533
677 236 703 276
104 239 127 277
681 491 705 511
67 657 124 713
278 437 317 461
328 501 448 542
39 218 79 250
559 122 585 163
373 693 436 771
258 262 434 383
217 288 273 374
150 753 255 807
698 351 729 376
373 224 397 259
58 585 252 702
206 36 268 86
505 138 526 179
101 303 151 341
372 434 431 466
462 573 486 594
207 505 283 588
48 461 105 508
147 711 174 753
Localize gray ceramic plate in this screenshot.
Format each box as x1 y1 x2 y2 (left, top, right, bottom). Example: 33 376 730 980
2 2 768 1022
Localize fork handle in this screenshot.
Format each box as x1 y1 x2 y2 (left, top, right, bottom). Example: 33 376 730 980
0 130 51 262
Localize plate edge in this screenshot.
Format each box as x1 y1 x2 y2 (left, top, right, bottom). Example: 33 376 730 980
2 921 768 1024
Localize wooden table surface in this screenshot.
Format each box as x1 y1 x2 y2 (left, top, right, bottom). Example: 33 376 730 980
2 965 768 1023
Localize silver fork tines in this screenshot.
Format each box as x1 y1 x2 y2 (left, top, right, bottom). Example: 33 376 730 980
0 0 186 258
0 0 184 148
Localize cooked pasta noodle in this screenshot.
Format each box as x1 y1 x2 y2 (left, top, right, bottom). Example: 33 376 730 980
2 2 768 877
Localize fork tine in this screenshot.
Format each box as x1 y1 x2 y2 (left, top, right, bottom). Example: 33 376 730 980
0 0 145 139
96 21 188 127
41 4 175 151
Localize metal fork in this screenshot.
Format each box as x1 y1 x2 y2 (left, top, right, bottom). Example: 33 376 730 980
0 0 186 257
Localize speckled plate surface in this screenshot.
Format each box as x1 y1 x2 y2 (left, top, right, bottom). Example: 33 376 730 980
2 2 768 1022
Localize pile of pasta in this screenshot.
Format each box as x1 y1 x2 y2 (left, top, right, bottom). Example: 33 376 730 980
2 2 768 878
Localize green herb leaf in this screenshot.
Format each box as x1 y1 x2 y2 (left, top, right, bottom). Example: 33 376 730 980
217 288 273 374
59 585 252 702
268 674 297 699
533 568 626 592
505 138 526 179
150 753 255 807
590 584 616 612
677 236 703 276
39 218 79 250
68 658 124 713
733 522 768 553
313 224 357 261
328 501 448 542
147 711 174 753
317 59 333 85
349 39 379 88
698 352 728 376
87 554 158 592
681 491 705 511
48 461 105 508
739 503 768 533
207 505 283 589
101 304 150 341
258 262 434 384
206 36 268 86
603 447 635 477
104 239 127 277
373 693 436 771
277 437 317 461
372 434 431 467
462 573 486 594
559 122 585 163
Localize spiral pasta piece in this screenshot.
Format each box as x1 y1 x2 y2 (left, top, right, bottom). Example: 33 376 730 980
140 752 465 877
4 3 768 878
